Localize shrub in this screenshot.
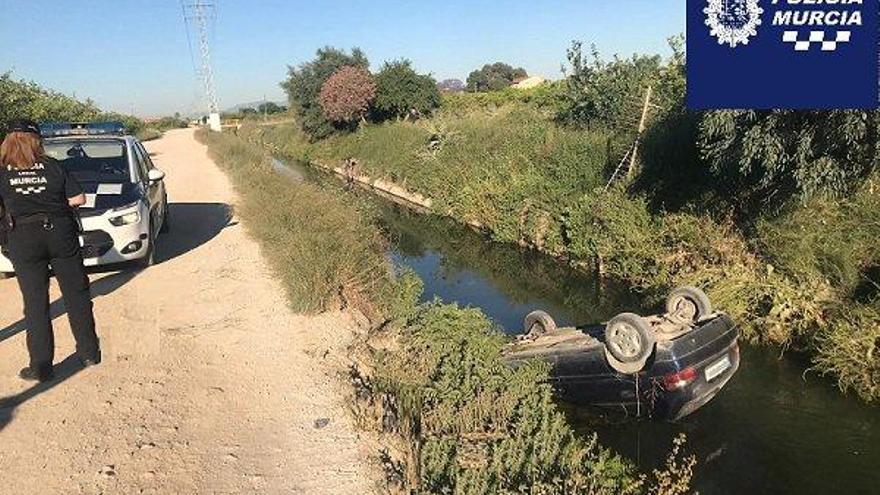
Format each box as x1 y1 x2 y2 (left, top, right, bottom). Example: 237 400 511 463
698 110 879 206
369 299 693 494
556 41 663 130
814 305 880 402
281 47 370 139
0 73 147 141
466 62 528 92
373 59 441 120
318 66 376 125
0 72 101 134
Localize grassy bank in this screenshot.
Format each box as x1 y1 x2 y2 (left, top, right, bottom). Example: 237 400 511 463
242 105 879 404
197 128 695 494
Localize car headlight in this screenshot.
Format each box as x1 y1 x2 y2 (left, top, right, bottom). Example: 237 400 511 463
109 210 141 226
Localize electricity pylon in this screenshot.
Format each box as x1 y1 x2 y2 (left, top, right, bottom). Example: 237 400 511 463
184 1 221 131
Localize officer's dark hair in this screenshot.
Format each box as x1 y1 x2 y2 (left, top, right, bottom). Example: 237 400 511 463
1 119 45 171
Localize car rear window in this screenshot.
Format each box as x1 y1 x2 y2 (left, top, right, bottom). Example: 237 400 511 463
43 140 130 183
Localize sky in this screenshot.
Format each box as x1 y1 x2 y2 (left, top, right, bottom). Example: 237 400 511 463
0 1 683 117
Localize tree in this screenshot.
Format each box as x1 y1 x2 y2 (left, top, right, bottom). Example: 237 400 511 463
280 47 369 139
373 60 441 120
437 78 465 93
699 110 878 205
0 72 101 138
318 66 376 125
257 102 285 114
465 63 527 92
556 41 662 129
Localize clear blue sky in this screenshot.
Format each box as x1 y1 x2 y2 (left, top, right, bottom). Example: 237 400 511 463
0 1 682 117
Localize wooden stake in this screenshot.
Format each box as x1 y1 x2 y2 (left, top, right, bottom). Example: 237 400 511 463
627 85 653 177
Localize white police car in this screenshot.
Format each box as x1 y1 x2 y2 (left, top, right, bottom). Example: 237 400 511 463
0 122 169 274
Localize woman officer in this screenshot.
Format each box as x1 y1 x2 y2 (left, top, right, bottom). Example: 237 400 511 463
0 119 100 382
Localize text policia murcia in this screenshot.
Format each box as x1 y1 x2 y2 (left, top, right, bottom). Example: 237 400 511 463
771 0 863 27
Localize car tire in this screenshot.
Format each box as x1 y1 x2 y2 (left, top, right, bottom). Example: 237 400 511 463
666 286 713 323
523 310 557 336
605 313 655 364
138 223 156 268
159 199 170 234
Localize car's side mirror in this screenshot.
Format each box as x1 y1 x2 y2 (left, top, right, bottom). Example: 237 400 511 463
147 169 166 183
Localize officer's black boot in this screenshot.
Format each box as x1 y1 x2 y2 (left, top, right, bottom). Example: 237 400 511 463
81 350 101 368
18 363 54 382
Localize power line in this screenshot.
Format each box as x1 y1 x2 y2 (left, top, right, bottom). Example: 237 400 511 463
180 0 199 75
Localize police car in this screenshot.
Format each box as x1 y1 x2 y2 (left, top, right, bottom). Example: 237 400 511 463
0 122 169 274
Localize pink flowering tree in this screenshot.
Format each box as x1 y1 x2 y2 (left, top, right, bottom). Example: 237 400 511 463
318 66 376 125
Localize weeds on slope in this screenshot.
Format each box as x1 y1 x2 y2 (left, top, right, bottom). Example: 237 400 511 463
196 128 392 317
355 273 694 495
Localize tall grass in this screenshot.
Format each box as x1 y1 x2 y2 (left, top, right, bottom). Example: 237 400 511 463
196 129 392 317
246 106 618 254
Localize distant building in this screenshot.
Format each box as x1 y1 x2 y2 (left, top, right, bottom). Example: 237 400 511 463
511 76 547 90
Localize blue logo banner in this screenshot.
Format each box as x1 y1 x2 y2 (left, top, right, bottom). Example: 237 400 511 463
687 0 879 109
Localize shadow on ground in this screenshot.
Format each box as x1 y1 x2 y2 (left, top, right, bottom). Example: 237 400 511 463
155 202 235 264
0 269 138 345
0 354 85 432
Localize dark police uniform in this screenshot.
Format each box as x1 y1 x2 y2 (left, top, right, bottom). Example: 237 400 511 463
0 158 100 379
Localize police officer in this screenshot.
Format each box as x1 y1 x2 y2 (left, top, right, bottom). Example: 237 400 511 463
0 119 100 382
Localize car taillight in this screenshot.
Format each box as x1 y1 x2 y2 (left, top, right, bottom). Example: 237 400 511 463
662 367 698 391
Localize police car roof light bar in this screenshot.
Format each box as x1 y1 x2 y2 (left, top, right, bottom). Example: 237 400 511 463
39 122 128 138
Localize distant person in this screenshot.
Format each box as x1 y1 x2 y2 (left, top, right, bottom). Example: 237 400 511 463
0 119 100 382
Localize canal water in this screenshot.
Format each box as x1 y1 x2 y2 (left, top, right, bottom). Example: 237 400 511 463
276 158 880 495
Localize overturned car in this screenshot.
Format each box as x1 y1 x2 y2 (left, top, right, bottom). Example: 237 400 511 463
504 286 740 421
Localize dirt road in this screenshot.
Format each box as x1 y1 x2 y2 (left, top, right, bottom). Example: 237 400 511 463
0 129 377 494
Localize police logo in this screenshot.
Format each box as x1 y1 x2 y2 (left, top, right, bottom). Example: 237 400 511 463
704 0 764 47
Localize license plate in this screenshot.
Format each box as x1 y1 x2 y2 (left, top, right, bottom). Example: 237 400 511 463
705 355 731 382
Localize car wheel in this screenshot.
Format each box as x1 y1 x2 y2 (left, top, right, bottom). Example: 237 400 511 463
159 198 170 234
605 313 655 364
523 310 557 336
666 286 713 323
138 223 156 268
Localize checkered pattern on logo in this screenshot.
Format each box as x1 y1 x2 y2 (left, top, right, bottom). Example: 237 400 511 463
782 30 851 51
15 186 47 195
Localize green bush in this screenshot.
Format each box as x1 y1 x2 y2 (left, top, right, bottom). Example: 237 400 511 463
814 305 880 402
1 72 101 136
371 299 693 494
373 59 441 120
556 41 664 131
281 47 370 140
0 73 148 141
699 110 878 206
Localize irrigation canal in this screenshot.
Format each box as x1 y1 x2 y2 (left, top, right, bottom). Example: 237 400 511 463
273 157 880 495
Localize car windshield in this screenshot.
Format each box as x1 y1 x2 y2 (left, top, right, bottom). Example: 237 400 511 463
43 140 130 183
